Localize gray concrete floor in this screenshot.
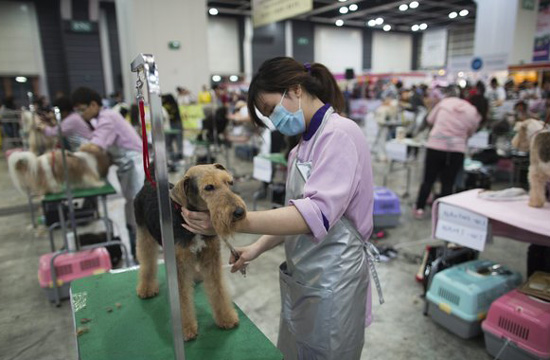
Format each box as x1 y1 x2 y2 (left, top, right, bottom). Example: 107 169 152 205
0 137 530 360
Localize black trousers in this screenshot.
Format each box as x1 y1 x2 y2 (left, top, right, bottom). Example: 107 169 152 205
415 148 464 210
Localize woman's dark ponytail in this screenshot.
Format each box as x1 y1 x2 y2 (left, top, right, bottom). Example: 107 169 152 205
308 63 345 114
247 57 345 127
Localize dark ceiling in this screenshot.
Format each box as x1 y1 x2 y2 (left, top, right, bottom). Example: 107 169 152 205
207 0 476 32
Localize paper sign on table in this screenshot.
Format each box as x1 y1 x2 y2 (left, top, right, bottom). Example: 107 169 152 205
253 156 272 183
385 141 408 162
467 130 490 149
435 203 490 251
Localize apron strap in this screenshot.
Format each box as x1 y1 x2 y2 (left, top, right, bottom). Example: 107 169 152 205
340 218 385 305
363 241 385 305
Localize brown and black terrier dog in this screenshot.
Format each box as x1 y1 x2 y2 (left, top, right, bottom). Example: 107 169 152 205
134 164 247 341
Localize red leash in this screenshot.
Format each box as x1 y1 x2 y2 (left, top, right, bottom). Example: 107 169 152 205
138 99 156 187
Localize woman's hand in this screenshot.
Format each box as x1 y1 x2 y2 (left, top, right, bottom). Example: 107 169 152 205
181 208 217 236
229 243 263 273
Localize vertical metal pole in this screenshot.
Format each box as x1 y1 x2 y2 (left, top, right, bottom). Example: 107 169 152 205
53 107 79 251
26 92 37 227
131 54 185 360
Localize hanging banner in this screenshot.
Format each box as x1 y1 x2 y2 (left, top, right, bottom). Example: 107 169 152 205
533 0 550 62
252 0 313 28
421 28 448 69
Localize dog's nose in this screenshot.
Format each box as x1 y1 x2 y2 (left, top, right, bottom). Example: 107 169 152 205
233 207 245 220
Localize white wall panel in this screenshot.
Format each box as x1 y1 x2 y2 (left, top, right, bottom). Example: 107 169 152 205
314 25 363 74
208 17 240 75
0 2 44 76
372 32 412 73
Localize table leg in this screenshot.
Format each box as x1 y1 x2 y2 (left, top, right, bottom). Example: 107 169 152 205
101 195 112 242
27 193 36 228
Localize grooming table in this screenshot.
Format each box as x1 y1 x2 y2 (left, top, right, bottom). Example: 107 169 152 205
43 183 130 306
432 189 550 246
71 265 282 360
43 183 117 251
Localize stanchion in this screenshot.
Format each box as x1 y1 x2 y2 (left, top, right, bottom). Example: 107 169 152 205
131 53 185 360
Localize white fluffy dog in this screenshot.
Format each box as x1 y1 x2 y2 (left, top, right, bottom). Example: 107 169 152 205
8 143 110 196
512 119 550 207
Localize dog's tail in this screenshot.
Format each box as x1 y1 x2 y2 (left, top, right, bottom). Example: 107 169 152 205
7 151 39 194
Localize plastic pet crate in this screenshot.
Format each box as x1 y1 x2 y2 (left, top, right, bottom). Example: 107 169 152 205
373 186 401 228
38 248 111 302
482 289 550 360
426 259 522 339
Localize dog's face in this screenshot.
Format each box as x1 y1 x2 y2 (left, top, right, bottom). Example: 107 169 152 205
172 164 247 238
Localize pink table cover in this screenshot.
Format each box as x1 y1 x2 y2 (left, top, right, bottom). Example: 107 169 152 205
432 189 550 246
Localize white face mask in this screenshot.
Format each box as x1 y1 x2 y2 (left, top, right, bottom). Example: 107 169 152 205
268 90 305 136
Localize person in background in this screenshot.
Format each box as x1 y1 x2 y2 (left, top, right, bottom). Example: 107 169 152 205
413 86 482 219
38 96 93 151
486 78 506 105
468 81 489 128
182 57 378 360
520 81 541 101
72 87 144 261
198 85 213 104
176 87 194 105
161 93 183 163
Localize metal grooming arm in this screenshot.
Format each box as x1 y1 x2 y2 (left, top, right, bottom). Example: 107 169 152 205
131 54 185 360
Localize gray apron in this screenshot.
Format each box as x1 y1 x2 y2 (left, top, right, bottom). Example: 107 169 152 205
107 145 144 228
277 108 383 360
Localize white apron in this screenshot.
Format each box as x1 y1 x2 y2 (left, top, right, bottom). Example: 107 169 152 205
277 108 383 360
107 146 144 228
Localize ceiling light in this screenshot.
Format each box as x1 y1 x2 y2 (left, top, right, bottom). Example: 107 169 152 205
419 23 427 30
212 75 221 82
338 0 347 2
458 71 465 77
339 6 349 14
438 69 446 76
411 24 419 31
409 1 419 8
459 9 469 16
229 75 239 82
335 19 344 26
399 4 408 11
376 17 384 25
209 8 218 15
458 79 467 88
15 76 27 83
349 4 358 11
449 11 457 19
383 24 391 31
367 19 376 27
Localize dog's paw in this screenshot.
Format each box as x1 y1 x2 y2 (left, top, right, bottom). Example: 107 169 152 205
136 281 159 298
528 198 545 208
215 309 239 329
183 322 198 341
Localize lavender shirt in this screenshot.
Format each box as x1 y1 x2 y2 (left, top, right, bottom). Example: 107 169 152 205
43 112 93 140
91 109 142 152
288 111 374 243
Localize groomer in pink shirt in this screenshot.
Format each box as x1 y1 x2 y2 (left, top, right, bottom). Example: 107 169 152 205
72 87 144 260
181 57 382 360
413 85 482 219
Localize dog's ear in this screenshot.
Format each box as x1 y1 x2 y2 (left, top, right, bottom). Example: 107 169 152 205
170 176 189 206
213 163 226 171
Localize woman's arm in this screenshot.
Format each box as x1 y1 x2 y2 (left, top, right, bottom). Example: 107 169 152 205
229 234 285 273
181 205 311 236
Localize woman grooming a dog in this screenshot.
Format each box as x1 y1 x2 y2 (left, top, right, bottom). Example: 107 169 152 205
182 57 380 360
72 87 144 261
